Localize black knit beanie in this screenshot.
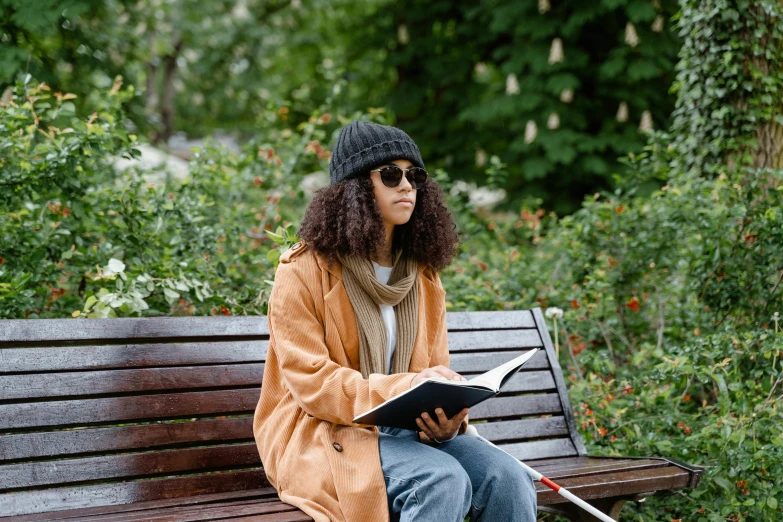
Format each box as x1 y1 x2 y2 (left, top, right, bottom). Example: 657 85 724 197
328 120 425 185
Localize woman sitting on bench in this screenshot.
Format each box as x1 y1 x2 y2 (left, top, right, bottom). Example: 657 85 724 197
253 120 537 522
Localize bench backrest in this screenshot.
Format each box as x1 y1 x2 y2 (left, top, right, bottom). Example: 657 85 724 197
0 308 583 517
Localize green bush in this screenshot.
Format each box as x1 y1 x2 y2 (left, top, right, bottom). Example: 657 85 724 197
0 75 337 318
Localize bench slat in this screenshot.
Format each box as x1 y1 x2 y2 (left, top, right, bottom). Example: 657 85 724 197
0 342 267 373
1 417 253 461
497 438 578 460
473 416 569 442
450 349 549 373
531 457 675 480
0 317 270 346
469 393 563 420
445 310 535 330
0 469 269 518
534 464 693 505
0 389 259 431
84 500 300 522
1 364 264 401
0 490 277 522
0 311 533 346
446 329 542 352
0 444 261 490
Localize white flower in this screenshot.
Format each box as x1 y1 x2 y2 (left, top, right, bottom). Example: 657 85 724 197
547 112 560 130
560 89 574 103
103 258 126 277
475 149 487 167
773 312 780 322
548 38 563 64
616 101 628 122
545 307 564 319
651 15 663 33
506 73 520 95
625 22 640 47
639 110 653 131
398 24 409 45
471 187 506 209
524 120 538 144
538 0 550 14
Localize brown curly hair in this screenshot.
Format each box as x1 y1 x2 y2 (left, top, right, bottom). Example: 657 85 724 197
298 175 460 272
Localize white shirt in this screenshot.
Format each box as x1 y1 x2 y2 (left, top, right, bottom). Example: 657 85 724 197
371 261 397 374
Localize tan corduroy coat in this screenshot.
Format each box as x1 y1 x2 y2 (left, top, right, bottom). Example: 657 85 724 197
253 241 467 522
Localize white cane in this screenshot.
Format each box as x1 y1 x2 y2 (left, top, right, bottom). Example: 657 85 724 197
464 425 617 522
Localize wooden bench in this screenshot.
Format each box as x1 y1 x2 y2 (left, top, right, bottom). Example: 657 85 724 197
0 308 700 521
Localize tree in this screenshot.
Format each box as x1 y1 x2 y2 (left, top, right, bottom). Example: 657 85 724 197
341 0 682 213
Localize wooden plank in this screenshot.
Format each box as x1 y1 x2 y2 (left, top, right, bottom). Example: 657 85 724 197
0 311 534 346
0 470 270 518
533 458 674 481
534 465 693 505
446 329 542 352
445 310 535 330
450 350 549 373
473 416 569 443
494 372 556 394
0 317 269 346
0 341 267 373
230 512 312 522
469 393 563 420
95 497 283 520
1 417 253 461
497 438 578 460
0 389 259 430
89 500 300 522
0 444 261 490
1 489 278 522
531 308 588 456
1 364 264 401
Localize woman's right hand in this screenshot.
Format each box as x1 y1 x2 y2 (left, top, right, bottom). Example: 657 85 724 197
411 365 467 387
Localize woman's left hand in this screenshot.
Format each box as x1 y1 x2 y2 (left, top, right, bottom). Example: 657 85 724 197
416 407 469 442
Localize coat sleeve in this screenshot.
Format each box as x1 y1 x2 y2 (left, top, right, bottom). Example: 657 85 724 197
269 261 416 427
422 270 469 436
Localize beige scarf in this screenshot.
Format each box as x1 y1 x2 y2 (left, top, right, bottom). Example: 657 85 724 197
336 248 419 378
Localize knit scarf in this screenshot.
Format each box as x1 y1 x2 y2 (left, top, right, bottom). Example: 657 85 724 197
336 248 419 379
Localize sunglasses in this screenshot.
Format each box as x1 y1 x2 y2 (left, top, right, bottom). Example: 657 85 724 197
369 165 429 190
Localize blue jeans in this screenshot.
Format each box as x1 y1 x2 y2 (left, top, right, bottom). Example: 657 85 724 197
378 426 537 522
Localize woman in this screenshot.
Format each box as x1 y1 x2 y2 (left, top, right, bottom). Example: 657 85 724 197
253 120 537 522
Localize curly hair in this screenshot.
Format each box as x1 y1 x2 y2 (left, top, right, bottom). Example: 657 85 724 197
298 175 460 272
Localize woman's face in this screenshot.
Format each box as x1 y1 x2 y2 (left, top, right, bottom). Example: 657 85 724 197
369 158 417 226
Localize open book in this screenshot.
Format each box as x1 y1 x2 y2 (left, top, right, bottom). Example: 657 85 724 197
353 348 539 431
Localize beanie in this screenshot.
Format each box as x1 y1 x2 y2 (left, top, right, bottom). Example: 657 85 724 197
328 120 425 185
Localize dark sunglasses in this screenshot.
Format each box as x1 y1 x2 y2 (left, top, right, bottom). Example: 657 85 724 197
369 165 429 190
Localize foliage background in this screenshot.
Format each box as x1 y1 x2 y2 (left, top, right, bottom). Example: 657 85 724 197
2 0 783 521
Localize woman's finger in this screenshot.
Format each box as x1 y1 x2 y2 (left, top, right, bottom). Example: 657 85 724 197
421 412 440 432
416 417 433 438
434 408 449 426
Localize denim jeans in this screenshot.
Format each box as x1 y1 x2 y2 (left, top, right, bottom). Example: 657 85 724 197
378 426 537 522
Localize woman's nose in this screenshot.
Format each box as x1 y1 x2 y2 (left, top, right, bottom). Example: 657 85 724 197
399 172 413 191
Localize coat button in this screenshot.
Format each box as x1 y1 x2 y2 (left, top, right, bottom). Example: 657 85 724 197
332 442 343 452
291 242 300 250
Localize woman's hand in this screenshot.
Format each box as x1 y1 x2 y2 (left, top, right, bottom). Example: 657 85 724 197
410 365 467 387
416 407 469 443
